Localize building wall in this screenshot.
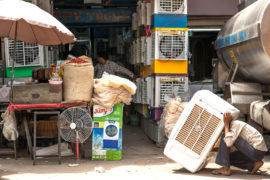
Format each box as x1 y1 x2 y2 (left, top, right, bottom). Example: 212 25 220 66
188 0 238 16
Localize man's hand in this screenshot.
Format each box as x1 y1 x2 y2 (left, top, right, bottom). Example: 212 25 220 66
223 112 232 126
223 112 232 135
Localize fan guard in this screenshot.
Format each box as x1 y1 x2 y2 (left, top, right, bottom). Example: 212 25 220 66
159 35 184 59
59 107 92 143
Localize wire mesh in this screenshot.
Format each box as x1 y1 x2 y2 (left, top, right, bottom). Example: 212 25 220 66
7 39 41 67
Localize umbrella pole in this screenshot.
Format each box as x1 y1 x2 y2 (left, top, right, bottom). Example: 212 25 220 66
10 21 18 102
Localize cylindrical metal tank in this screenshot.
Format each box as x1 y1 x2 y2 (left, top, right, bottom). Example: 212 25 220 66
216 0 270 84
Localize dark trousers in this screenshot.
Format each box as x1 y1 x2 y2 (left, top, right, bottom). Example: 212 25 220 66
215 134 265 171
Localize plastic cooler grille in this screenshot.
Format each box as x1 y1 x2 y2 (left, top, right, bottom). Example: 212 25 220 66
159 35 184 59
152 30 186 60
175 104 220 156
159 0 184 13
159 77 186 106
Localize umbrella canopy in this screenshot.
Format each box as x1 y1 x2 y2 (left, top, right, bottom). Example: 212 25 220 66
0 0 76 45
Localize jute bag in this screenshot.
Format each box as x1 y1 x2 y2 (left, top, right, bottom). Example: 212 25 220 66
64 63 94 103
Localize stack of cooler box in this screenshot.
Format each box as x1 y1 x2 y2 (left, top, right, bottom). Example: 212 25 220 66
149 0 188 143
131 0 188 144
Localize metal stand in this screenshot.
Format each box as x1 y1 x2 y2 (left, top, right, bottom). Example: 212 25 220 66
226 62 239 84
33 111 61 165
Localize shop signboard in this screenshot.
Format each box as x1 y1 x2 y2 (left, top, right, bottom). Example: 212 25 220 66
54 9 132 24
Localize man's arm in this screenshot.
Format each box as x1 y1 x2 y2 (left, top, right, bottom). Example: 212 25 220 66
111 61 134 79
223 112 232 136
94 64 99 78
222 112 243 147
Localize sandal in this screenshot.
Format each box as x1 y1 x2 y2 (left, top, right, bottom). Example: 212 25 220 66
248 170 269 175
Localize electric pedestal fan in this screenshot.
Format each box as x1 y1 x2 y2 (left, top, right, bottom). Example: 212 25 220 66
59 107 92 163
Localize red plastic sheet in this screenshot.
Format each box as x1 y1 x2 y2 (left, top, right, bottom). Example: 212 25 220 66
8 102 85 112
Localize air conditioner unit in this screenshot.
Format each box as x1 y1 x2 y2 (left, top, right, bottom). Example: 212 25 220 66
132 13 138 30
136 78 142 104
151 75 188 107
146 77 152 104
145 37 152 65
141 77 151 105
164 90 240 173
5 38 44 67
136 38 141 64
152 28 188 61
132 41 137 65
137 1 142 26
141 78 146 104
141 37 146 64
152 0 187 14
145 2 152 25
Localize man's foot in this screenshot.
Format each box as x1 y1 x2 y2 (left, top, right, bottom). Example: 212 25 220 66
211 167 231 176
249 161 264 174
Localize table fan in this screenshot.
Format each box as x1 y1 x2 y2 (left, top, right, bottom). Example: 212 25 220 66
59 107 92 162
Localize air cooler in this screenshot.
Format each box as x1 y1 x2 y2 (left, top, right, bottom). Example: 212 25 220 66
152 28 188 61
152 0 187 14
164 90 240 173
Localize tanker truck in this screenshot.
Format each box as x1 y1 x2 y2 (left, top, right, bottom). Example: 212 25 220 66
214 0 270 140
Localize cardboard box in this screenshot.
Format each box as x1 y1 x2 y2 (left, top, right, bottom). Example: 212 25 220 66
92 103 123 160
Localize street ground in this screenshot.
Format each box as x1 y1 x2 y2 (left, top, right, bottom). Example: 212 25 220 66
0 126 270 180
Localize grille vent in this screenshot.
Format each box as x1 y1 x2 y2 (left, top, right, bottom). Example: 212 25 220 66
175 104 221 156
159 0 185 13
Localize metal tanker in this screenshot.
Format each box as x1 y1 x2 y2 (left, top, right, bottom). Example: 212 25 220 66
216 0 270 84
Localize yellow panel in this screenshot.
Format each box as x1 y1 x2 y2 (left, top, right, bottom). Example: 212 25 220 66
151 60 188 74
152 27 189 32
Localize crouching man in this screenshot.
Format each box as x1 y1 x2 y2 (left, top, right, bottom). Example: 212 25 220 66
212 112 268 176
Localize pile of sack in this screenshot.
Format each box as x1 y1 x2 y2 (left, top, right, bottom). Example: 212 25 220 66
92 73 137 108
161 97 188 137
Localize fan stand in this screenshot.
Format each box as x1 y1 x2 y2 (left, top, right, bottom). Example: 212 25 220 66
68 123 80 166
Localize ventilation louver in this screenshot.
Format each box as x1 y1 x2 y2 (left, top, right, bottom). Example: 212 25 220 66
153 0 187 14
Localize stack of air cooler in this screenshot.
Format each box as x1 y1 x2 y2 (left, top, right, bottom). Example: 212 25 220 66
150 0 189 123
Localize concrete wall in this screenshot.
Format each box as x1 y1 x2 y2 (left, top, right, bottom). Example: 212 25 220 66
188 0 238 16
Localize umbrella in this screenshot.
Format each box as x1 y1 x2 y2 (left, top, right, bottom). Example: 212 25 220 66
0 0 76 99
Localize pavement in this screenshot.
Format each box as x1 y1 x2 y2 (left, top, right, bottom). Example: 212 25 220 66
0 126 270 180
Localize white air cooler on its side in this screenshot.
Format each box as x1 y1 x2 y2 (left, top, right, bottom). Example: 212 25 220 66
164 90 240 173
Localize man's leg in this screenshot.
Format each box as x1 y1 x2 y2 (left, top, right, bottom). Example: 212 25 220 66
215 134 230 168
229 151 255 171
212 134 231 175
232 136 265 172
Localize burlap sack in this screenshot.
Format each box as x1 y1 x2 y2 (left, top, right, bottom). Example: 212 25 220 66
64 63 94 103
